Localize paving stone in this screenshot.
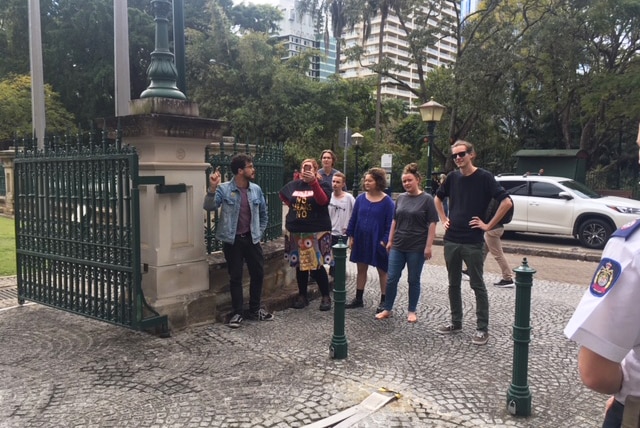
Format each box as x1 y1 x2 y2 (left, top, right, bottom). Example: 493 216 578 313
0 241 605 427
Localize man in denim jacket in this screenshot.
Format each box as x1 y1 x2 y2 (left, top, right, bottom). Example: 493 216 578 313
203 154 272 328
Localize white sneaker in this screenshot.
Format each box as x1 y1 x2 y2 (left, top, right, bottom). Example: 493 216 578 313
462 270 470 281
472 330 489 345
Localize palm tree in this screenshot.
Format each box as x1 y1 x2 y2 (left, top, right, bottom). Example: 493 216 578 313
362 0 399 142
296 0 362 74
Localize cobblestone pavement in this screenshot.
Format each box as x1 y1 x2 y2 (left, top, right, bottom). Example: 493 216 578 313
0 243 606 428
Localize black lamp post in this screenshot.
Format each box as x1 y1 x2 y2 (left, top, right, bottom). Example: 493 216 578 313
419 98 446 193
351 133 364 197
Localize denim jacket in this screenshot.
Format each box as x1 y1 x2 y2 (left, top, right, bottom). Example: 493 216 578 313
203 179 268 244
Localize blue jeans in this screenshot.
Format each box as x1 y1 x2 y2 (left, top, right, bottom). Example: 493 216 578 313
384 249 425 312
443 241 488 331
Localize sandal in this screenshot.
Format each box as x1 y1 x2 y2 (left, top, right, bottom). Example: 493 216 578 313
407 312 417 323
375 310 393 320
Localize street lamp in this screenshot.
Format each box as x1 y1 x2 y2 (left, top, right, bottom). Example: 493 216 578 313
419 98 446 193
351 133 364 197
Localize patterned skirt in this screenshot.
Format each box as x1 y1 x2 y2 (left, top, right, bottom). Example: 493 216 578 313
285 231 334 271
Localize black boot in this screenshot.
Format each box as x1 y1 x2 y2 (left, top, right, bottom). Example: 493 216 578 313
345 298 364 309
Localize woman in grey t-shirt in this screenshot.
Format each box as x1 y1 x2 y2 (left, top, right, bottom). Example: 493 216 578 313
375 163 439 323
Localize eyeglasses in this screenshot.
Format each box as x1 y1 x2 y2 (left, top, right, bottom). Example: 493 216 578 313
451 151 469 160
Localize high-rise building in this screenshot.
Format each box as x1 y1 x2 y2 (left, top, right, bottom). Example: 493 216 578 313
340 5 458 108
272 0 337 80
460 0 481 20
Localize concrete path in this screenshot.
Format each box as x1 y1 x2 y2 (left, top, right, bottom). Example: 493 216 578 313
0 240 606 427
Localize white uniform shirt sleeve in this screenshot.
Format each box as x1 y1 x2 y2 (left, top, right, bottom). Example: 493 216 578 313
564 235 640 363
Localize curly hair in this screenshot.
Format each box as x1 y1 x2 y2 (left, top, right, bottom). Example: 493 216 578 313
365 167 388 191
230 154 252 175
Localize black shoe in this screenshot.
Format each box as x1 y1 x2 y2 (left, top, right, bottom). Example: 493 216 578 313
248 308 274 321
494 279 514 288
227 313 243 329
292 295 309 309
319 296 332 311
375 303 385 314
345 298 364 309
437 323 462 334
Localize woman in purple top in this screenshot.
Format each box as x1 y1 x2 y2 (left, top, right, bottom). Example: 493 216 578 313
346 167 395 313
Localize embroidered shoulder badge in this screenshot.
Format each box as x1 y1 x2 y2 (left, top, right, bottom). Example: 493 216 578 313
611 218 640 240
589 257 621 297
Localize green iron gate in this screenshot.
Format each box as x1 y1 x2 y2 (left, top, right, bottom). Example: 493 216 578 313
14 131 168 335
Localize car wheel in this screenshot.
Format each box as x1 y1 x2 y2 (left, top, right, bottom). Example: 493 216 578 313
577 219 612 249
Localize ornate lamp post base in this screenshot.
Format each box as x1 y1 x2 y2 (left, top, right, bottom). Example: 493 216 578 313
140 0 186 101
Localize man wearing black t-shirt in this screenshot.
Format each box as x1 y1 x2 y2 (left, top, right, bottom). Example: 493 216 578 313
434 140 512 345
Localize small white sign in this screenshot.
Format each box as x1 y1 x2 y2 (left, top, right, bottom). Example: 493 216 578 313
381 154 393 169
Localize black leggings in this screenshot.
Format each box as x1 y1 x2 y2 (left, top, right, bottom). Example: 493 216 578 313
297 267 330 297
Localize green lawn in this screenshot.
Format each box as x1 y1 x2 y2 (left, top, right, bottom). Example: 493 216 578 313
0 216 16 276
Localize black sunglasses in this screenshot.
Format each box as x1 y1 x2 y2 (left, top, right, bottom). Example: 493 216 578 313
451 151 469 160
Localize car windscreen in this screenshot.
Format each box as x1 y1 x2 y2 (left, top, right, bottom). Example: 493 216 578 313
559 180 601 199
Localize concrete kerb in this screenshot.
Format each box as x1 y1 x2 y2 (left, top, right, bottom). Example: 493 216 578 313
433 236 602 263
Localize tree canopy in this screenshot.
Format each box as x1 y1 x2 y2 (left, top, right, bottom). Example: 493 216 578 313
1 0 639 189
0 74 75 140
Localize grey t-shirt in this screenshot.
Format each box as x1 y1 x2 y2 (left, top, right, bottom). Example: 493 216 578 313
392 192 439 252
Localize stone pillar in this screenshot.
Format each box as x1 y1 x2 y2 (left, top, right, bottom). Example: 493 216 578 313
0 150 15 215
99 98 230 327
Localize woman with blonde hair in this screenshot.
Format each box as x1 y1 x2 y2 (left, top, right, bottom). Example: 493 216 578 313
376 163 438 323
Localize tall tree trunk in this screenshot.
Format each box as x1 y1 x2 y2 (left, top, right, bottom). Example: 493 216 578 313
335 38 341 74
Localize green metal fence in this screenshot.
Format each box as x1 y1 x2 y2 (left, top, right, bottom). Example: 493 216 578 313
13 130 168 335
204 138 284 253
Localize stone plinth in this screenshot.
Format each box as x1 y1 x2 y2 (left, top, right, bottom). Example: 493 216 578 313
98 100 230 328
0 150 15 215
130 97 199 117
160 239 298 329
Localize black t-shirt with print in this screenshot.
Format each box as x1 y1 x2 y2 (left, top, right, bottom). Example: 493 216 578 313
280 179 332 233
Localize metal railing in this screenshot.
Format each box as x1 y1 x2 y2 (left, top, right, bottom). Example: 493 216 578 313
13 130 168 334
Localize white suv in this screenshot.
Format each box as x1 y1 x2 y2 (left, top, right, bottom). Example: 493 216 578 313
495 175 640 249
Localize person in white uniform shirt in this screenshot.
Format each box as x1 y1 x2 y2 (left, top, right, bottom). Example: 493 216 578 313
564 218 640 428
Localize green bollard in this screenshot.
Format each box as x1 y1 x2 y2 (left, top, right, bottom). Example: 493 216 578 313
507 257 536 417
330 238 348 359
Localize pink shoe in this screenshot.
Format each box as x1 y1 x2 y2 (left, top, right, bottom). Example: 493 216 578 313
407 312 417 323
